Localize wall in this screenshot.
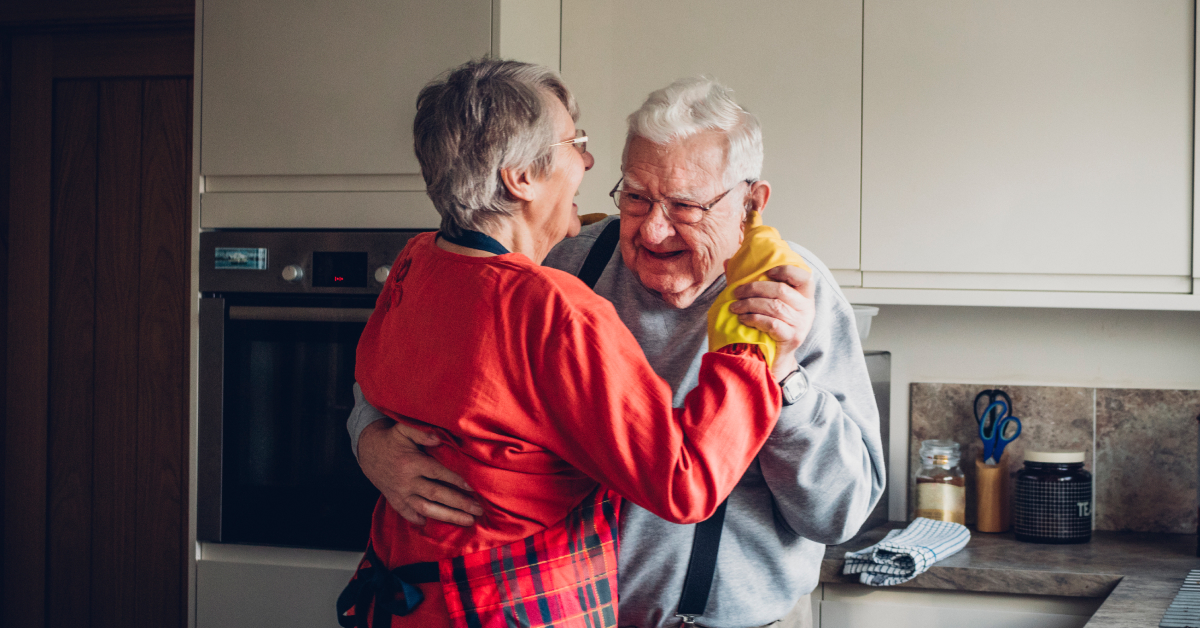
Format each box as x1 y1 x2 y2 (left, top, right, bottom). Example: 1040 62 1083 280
860 304 1200 520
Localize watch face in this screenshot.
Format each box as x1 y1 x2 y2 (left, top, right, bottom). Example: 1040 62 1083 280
782 369 807 405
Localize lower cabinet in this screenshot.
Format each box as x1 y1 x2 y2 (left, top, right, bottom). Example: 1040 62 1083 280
196 543 361 628
816 583 1103 628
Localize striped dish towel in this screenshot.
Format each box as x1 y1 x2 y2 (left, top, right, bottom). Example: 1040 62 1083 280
842 517 970 586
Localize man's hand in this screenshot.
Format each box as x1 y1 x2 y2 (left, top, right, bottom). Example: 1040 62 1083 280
357 419 484 526
728 264 815 381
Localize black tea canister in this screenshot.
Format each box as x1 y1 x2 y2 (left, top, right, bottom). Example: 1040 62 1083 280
1013 450 1092 544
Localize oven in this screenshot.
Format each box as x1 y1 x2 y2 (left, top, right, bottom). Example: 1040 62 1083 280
197 230 425 551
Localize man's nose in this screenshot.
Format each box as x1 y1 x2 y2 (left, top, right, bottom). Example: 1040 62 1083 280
639 202 676 242
582 150 594 171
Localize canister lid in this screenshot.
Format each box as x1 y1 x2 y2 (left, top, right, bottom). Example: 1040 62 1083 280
1025 450 1085 463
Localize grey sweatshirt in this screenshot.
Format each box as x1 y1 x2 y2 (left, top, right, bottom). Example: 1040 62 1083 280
347 217 885 628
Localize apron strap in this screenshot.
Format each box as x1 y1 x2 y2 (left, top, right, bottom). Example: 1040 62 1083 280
439 229 511 256
337 544 439 628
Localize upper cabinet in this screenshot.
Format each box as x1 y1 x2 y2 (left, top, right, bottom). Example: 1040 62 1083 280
197 0 558 229
849 0 1198 308
199 0 1198 308
560 0 865 283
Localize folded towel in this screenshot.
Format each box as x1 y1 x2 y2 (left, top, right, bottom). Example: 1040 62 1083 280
842 517 971 586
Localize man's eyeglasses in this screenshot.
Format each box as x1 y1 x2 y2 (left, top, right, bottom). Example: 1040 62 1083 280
609 177 752 225
550 129 588 155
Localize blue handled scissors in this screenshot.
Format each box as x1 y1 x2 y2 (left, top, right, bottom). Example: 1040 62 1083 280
973 389 1022 465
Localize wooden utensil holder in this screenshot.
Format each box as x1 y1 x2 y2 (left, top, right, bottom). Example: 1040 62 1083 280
975 452 1010 533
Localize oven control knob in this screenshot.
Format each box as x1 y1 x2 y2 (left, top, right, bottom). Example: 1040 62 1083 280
281 265 304 282
374 265 390 283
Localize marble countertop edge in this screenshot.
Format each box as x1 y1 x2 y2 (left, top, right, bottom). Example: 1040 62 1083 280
820 563 1124 598
820 524 1200 628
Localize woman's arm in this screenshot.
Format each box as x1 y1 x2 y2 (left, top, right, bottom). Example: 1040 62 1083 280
531 301 781 524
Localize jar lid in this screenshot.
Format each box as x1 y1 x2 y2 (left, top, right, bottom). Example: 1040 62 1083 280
919 439 960 455
1025 450 1085 463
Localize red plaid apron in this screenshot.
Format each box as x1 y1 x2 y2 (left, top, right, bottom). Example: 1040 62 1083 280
339 487 621 628
441 487 621 628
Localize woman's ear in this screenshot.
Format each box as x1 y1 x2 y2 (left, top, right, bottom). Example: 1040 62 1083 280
499 167 537 202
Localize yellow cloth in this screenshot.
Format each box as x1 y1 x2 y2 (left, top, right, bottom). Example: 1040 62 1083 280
707 211 810 366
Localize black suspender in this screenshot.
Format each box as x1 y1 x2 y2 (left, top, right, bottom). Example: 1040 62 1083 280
574 216 728 627
674 501 728 625
576 217 621 289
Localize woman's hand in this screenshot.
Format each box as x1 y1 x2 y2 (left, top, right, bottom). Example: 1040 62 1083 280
729 264 815 381
357 419 484 526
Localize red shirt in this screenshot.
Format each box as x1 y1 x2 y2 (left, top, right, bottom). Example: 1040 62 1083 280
356 232 780 567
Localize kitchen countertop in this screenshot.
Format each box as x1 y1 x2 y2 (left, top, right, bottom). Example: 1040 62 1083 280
821 524 1200 627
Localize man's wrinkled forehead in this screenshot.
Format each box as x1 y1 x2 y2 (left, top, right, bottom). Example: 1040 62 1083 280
621 141 726 199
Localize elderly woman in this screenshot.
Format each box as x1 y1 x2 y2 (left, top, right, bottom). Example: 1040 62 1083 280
340 59 786 628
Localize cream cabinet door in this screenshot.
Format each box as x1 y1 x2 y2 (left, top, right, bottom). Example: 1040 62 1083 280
198 0 491 228
817 584 1101 628
201 0 490 177
196 544 360 628
561 0 864 280
860 0 1194 294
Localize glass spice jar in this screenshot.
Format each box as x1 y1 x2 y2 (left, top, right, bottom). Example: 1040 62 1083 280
914 439 966 524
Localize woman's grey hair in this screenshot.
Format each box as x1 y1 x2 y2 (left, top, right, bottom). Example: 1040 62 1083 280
623 76 762 188
413 58 578 237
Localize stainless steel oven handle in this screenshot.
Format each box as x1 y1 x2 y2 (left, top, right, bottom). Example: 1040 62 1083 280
228 306 376 322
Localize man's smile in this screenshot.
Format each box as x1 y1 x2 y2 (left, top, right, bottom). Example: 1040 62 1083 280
641 247 686 260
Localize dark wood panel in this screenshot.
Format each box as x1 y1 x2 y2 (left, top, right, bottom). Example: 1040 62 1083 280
47 78 99 628
4 35 53 628
134 77 191 628
92 78 143 628
0 32 12 581
54 29 193 78
0 0 193 28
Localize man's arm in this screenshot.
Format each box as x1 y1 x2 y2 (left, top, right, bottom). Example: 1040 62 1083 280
728 257 886 544
348 383 483 526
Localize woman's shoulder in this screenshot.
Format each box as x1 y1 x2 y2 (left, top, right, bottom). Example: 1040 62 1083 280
512 264 620 325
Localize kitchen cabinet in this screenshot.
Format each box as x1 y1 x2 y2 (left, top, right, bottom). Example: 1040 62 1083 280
816 583 1102 628
848 0 1198 308
197 0 560 229
560 0 865 285
200 0 1200 307
196 543 360 628
562 0 1199 309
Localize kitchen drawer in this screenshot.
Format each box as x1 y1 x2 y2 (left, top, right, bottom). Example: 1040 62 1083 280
196 543 360 628
817 583 1102 628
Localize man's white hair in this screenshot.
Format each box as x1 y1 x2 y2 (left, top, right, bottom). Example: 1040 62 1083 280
623 76 763 188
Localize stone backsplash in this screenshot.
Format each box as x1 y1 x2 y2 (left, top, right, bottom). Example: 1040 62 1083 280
909 383 1200 533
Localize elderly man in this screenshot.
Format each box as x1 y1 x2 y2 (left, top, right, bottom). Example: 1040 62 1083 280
348 76 885 628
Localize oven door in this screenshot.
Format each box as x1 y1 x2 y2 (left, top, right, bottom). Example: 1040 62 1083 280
199 295 381 551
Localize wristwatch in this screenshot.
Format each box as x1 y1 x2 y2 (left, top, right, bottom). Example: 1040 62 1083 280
779 366 809 406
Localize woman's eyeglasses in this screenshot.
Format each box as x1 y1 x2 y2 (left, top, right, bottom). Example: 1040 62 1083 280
550 129 588 155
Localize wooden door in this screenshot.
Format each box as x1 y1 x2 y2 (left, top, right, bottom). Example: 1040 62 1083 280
5 28 193 628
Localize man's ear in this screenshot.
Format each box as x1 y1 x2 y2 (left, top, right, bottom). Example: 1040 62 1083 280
745 180 771 215
499 167 537 202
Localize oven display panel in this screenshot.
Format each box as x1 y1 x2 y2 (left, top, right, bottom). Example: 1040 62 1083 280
313 252 368 287
215 247 269 270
